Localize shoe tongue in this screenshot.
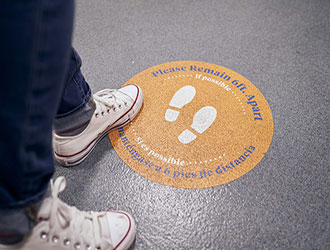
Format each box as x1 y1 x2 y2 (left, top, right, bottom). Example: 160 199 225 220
37 197 71 228
37 198 52 220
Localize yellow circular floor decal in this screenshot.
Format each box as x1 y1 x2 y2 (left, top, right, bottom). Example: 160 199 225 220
109 61 273 189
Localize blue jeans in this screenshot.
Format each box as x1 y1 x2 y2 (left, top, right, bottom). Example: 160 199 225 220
0 0 94 243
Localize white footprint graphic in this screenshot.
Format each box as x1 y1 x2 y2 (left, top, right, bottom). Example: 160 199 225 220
165 85 196 122
178 106 217 144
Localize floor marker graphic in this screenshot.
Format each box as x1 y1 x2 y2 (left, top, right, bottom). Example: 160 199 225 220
178 105 217 144
109 61 274 189
165 85 196 122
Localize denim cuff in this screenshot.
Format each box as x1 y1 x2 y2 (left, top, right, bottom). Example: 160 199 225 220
54 96 96 135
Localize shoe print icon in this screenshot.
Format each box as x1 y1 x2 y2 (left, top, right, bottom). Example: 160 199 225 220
165 85 217 144
165 85 196 122
178 106 217 144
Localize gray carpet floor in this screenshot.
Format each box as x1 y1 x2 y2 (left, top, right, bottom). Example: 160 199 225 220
54 0 330 249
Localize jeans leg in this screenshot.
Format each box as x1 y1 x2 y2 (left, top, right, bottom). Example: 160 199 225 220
0 0 74 241
54 48 95 135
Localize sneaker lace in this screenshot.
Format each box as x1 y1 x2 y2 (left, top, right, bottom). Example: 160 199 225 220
39 177 112 249
93 89 128 116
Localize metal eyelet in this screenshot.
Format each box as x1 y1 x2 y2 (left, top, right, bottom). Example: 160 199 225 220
107 109 110 113
40 232 48 240
101 111 105 116
113 107 116 111
52 235 59 243
95 113 99 118
96 247 101 250
124 102 128 106
74 242 81 249
86 244 92 250
118 104 122 109
63 238 71 246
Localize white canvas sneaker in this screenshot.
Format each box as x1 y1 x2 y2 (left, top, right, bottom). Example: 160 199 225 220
53 84 143 166
0 177 136 250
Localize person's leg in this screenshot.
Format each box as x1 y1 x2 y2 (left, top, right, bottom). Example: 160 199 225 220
0 0 74 243
54 48 96 136
0 1 138 248
52 50 144 166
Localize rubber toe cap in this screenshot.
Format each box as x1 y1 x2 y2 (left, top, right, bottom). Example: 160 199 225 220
106 211 136 250
119 84 141 101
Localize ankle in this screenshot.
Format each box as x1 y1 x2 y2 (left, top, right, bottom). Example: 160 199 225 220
54 120 90 136
0 203 41 245
54 98 95 136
